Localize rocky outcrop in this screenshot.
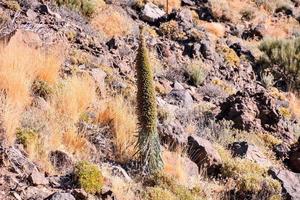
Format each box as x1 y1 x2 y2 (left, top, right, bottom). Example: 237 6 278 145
217 89 295 141
187 136 222 175
141 3 165 23
269 168 300 200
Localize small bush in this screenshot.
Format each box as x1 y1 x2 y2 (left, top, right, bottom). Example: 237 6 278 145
240 8 256 21
56 0 103 17
32 80 53 100
16 128 38 148
186 59 207 86
148 174 202 200
74 161 104 194
217 45 240 67
159 20 187 41
259 38 300 92
278 107 292 119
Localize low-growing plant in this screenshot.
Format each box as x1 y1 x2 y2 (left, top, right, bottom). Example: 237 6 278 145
217 45 240 68
32 80 53 100
186 59 207 86
216 145 282 197
4 0 21 11
55 0 103 17
74 161 104 194
240 8 256 21
159 20 187 41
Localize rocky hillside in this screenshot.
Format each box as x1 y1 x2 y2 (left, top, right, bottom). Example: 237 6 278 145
0 0 300 199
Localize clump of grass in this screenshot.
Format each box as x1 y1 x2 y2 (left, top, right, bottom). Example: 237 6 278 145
16 128 38 148
56 0 104 17
278 107 292 119
97 96 137 163
186 59 207 86
259 38 300 92
240 8 256 21
145 187 177 200
74 161 104 194
212 78 236 95
146 173 203 200
91 5 134 38
52 74 96 123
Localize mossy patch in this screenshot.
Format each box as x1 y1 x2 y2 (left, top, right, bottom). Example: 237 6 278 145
74 161 104 194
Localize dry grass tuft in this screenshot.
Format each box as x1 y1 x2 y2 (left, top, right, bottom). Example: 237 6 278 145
92 5 134 38
52 74 96 123
62 129 91 158
0 40 62 145
97 96 137 163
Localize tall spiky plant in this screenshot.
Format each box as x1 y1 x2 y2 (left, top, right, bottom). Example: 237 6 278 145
136 27 163 174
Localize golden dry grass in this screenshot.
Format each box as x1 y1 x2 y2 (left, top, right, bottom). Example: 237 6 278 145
288 93 300 119
62 129 91 158
162 150 187 183
97 96 137 163
92 5 134 38
0 37 62 145
52 74 96 123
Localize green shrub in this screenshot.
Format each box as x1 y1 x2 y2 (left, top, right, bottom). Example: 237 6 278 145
136 27 163 174
74 161 104 194
259 38 300 92
55 0 101 17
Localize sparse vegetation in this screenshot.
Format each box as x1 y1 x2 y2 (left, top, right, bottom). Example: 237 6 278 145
4 0 20 11
259 38 300 92
74 161 104 194
216 145 281 197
